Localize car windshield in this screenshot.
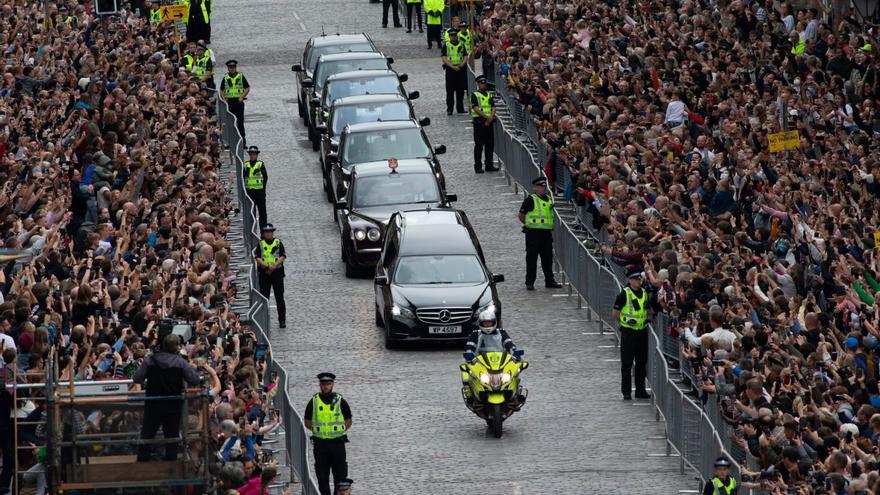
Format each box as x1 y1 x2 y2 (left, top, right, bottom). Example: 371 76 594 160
352 173 440 208
475 332 504 354
342 128 431 167
306 43 374 72
315 59 389 92
331 102 411 134
324 76 401 109
393 255 486 285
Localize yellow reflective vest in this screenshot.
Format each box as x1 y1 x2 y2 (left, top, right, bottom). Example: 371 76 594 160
524 193 554 230
619 287 647 330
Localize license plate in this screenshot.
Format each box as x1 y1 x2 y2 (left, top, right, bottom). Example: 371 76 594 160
428 325 461 335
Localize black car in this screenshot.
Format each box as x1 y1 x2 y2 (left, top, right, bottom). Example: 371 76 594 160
314 69 419 149
336 159 457 277
291 33 378 122
302 52 394 150
328 120 446 210
374 209 504 348
319 94 427 200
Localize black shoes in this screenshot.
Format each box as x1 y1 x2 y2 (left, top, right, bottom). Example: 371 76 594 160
382 24 388 28
406 29 412 33
623 394 632 401
428 44 433 49
525 284 535 291
394 23 403 27
279 321 287 329
545 281 563 288
635 391 651 399
485 166 499 172
419 27 424 32
447 109 453 115
474 167 484 174
456 108 466 114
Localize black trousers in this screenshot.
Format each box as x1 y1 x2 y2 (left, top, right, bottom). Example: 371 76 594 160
227 99 245 141
381 0 400 26
246 188 267 228
444 68 467 113
0 427 12 495
620 327 648 396
314 441 347 495
473 120 494 170
137 405 182 461
524 230 555 286
426 23 442 47
258 270 286 324
405 2 422 29
186 16 211 43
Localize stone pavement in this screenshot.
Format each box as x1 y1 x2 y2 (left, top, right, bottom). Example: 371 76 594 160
211 2 699 493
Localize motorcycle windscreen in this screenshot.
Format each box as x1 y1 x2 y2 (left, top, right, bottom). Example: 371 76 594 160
475 332 504 354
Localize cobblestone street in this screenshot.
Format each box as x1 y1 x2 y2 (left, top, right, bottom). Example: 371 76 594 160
212 1 697 492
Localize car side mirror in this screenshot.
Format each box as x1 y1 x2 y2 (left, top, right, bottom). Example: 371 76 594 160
513 349 524 358
334 200 346 210
386 56 395 64
316 123 328 134
433 144 447 155
328 151 339 161
398 73 409 82
292 64 303 72
463 352 475 362
491 273 505 283
374 274 388 285
408 90 420 100
302 78 314 88
459 363 468 372
418 117 431 127
310 97 320 106
445 193 458 203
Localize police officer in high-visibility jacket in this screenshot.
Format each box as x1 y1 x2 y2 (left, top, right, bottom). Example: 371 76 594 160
470 75 497 173
181 42 197 73
702 458 737 495
518 177 563 290
253 224 287 328
404 0 422 33
186 0 211 43
443 16 471 49
220 60 250 142
612 267 653 400
424 0 443 49
193 42 214 89
244 145 268 228
442 30 469 115
304 373 352 495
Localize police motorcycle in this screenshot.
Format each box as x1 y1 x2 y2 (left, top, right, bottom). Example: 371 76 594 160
459 315 528 438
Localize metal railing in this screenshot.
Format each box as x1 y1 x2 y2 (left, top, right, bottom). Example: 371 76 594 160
217 96 321 495
479 66 741 489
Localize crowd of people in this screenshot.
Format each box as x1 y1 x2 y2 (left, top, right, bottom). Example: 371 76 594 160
478 0 880 492
0 1 288 494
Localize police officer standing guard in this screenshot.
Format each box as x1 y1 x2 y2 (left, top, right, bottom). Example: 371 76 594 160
220 60 250 142
304 373 353 495
193 42 214 90
703 458 737 495
612 268 652 400
518 177 563 290
254 224 287 328
442 30 469 115
381 0 402 28
423 0 443 49
186 0 211 44
471 75 497 173
443 17 470 48
244 146 268 228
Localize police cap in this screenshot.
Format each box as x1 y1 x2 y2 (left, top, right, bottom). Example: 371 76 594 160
626 267 643 279
317 372 336 382
531 177 547 187
247 145 260 154
196 41 207 50
261 223 276 232
475 75 488 84
226 59 238 68
714 457 731 468
336 478 354 489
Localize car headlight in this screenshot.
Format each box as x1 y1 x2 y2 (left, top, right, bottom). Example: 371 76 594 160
343 179 350 188
435 172 441 178
353 229 366 241
477 302 496 316
391 304 415 319
479 373 490 385
501 372 511 384
367 228 381 242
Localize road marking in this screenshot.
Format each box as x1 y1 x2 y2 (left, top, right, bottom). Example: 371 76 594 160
292 11 300 20
582 332 604 335
597 345 617 349
648 453 679 457
631 402 651 406
500 192 519 195
603 358 620 362
299 22 307 32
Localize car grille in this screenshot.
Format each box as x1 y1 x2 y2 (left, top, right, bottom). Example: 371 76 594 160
416 307 473 325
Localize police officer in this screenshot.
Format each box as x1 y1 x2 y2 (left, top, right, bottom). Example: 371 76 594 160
703 458 737 495
193 42 214 90
244 145 268 228
181 42 197 73
518 177 563 290
220 60 250 142
471 75 497 173
336 478 354 495
443 17 471 49
253 224 286 328
303 373 353 495
424 0 443 49
186 0 212 43
381 0 402 28
404 0 423 33
612 267 652 400
442 30 468 115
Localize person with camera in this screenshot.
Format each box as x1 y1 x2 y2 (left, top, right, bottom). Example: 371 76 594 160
612 267 654 400
133 333 201 461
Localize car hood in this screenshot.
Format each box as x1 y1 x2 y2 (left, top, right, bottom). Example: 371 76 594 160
391 283 490 308
352 203 440 225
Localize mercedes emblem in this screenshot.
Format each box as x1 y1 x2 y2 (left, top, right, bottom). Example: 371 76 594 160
438 309 451 323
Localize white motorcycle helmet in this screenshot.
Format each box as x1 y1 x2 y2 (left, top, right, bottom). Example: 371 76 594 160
478 309 497 335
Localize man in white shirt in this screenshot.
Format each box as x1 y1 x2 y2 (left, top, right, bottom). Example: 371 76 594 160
664 91 687 128
683 311 737 351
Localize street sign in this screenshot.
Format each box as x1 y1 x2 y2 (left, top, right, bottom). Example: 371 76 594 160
768 130 800 153
95 0 119 15
159 4 189 21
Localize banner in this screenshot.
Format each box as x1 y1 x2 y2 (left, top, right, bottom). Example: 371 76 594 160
768 130 800 152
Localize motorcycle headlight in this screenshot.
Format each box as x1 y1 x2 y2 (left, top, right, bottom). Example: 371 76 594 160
353 229 366 241
391 304 415 319
479 373 490 385
501 372 512 384
367 228 381 242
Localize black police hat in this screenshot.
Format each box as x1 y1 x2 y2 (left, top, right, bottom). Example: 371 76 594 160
336 478 353 489
196 41 207 50
531 177 547 187
226 59 238 68
714 457 732 468
626 266 643 279
261 223 276 232
317 372 336 382
247 145 260 154
475 75 489 84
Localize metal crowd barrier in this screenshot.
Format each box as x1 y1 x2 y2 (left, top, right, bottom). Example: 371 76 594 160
478 66 741 489
217 97 321 495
